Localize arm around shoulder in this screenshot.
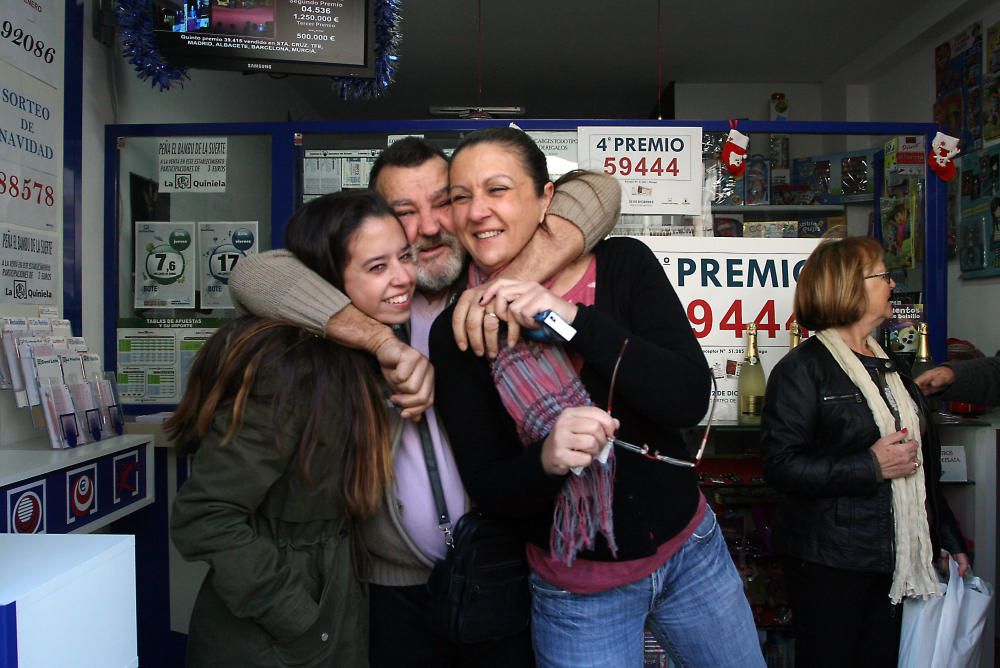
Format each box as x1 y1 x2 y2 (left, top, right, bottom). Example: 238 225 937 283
547 171 621 252
229 249 350 335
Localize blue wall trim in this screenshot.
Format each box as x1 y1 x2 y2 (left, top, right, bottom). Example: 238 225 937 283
104 118 947 404
63 0 84 335
0 602 17 668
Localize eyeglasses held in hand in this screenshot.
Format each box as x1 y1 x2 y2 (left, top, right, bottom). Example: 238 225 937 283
606 338 717 468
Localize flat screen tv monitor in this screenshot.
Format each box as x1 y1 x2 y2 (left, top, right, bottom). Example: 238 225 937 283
152 0 376 78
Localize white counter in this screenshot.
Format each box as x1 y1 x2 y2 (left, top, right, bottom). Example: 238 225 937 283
0 533 137 668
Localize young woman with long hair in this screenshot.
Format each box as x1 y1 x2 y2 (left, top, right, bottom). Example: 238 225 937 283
169 190 415 667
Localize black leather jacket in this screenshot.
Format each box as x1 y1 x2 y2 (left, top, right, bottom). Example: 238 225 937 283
760 337 965 573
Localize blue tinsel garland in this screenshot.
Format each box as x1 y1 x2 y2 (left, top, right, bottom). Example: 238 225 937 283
332 0 402 100
113 0 401 99
114 0 189 91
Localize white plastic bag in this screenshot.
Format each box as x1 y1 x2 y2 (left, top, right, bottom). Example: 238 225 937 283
898 557 993 668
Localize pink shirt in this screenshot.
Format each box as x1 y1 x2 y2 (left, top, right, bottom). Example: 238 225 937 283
527 493 707 594
394 293 467 561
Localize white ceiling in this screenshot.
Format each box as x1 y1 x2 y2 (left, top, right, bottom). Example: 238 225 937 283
281 0 984 120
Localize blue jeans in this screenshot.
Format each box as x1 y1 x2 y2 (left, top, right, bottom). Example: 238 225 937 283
530 506 764 668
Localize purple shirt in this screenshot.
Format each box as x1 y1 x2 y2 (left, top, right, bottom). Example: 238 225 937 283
394 293 467 560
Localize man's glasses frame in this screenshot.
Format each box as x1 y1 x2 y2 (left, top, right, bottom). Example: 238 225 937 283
606 338 717 468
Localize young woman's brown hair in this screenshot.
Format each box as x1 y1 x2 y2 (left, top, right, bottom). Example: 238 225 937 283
167 191 398 517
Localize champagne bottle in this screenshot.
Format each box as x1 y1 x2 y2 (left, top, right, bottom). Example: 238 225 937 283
910 322 937 412
789 322 801 350
738 323 766 425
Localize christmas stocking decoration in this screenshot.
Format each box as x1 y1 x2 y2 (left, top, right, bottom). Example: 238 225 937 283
721 128 750 178
928 131 960 182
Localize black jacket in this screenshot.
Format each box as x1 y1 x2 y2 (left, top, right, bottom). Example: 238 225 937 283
430 237 710 561
760 337 965 573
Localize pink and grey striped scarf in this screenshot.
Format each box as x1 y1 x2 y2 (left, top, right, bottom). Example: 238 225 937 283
468 263 617 566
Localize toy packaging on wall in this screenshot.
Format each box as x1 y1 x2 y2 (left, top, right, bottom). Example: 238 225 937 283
881 191 918 270
934 22 984 152
793 150 875 204
958 144 1000 277
984 74 1000 142
884 292 924 358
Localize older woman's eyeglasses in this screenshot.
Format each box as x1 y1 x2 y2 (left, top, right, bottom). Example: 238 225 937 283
864 270 896 284
606 338 716 468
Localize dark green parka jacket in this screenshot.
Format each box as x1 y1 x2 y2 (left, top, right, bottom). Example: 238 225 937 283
171 353 368 668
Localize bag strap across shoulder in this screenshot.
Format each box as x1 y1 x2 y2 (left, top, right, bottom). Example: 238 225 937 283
417 417 454 547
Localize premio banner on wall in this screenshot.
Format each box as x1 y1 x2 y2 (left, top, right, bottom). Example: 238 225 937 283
578 126 703 216
639 236 822 421
0 224 57 305
158 137 228 193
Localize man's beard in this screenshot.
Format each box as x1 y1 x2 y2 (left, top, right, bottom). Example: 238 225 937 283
413 233 466 292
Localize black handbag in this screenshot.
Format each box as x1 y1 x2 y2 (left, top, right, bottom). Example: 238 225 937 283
415 419 530 644
426 510 531 644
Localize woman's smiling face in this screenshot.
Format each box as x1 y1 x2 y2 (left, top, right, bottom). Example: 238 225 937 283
448 142 554 275
341 214 416 325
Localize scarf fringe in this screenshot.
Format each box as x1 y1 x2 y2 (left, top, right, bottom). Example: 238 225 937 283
550 454 618 566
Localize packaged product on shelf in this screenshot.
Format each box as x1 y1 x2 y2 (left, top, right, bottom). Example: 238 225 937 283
793 157 831 204
884 135 926 178
794 149 875 204
772 183 809 206
841 155 872 198
707 162 744 205
713 214 743 237
743 221 797 238
797 217 829 238
744 155 770 205
769 92 789 121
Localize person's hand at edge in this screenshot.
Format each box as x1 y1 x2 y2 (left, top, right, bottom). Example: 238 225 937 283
915 365 956 396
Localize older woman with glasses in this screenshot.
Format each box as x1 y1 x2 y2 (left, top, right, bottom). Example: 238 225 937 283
760 236 969 668
429 127 763 668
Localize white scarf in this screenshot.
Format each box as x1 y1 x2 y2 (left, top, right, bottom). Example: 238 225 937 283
815 329 939 602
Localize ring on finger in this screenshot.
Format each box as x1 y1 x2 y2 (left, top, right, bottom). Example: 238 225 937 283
485 312 498 319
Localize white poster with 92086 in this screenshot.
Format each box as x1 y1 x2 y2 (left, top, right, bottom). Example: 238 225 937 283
637 236 822 422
